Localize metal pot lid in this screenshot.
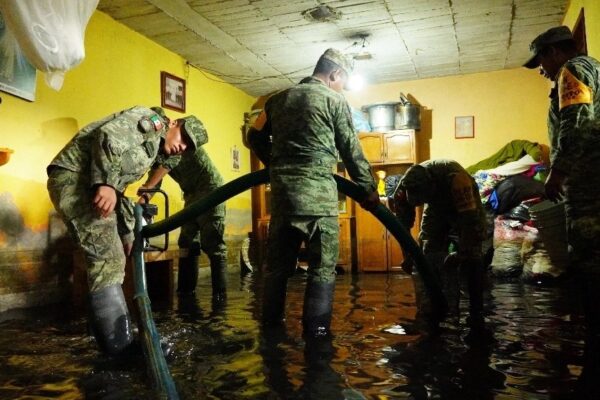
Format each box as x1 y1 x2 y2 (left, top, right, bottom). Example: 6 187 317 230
361 101 401 112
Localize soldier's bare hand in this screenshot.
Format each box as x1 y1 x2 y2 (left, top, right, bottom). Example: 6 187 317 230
360 190 381 211
93 185 117 218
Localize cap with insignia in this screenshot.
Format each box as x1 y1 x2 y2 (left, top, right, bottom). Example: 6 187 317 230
319 48 354 75
523 26 574 69
180 116 208 150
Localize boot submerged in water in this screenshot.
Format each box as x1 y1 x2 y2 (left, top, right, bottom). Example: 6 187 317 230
302 280 335 338
89 284 134 356
177 256 199 295
209 255 228 299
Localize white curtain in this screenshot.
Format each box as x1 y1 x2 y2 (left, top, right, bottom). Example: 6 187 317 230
0 0 99 90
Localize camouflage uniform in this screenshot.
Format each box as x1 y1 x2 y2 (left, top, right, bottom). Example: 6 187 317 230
399 159 487 318
151 121 227 294
524 26 600 391
547 55 600 366
546 54 600 274
47 106 169 292
250 57 376 331
406 159 487 258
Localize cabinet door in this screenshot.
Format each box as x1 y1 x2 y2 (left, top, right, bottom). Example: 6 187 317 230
256 219 270 267
383 130 416 164
358 132 385 164
387 231 405 271
337 217 352 269
356 205 387 271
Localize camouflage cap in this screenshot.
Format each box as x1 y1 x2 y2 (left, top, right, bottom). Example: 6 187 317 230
399 164 433 206
180 115 208 150
319 48 354 75
523 26 574 69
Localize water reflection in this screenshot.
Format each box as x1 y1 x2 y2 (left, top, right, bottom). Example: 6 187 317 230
0 271 590 399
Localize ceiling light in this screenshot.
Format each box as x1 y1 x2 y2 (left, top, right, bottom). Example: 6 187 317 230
302 5 341 22
346 74 365 91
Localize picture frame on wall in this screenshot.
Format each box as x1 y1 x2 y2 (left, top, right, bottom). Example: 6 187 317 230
160 71 186 113
455 116 474 139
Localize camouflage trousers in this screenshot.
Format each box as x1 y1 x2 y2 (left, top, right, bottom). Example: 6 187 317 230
420 204 485 261
266 215 339 284
47 168 126 292
178 211 227 260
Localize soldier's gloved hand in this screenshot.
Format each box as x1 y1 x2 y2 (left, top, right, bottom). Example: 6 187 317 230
93 185 117 218
136 185 153 204
443 252 461 270
360 190 380 211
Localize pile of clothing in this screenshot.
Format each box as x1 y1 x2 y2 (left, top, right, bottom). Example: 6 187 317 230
467 141 568 282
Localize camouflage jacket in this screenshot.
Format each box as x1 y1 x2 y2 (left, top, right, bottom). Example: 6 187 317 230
48 106 168 242
419 159 486 247
548 55 600 175
251 76 376 216
153 145 225 216
48 106 167 193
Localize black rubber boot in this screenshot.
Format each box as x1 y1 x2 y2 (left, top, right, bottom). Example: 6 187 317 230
466 259 485 326
302 280 335 338
89 284 134 356
209 255 228 299
177 256 199 295
578 272 600 398
262 277 288 327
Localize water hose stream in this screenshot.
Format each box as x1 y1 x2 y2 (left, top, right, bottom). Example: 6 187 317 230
132 168 447 398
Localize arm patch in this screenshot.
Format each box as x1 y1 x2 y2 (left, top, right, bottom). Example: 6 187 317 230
451 173 477 213
559 67 592 110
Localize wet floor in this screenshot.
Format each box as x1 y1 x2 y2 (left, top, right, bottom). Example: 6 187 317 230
0 269 588 399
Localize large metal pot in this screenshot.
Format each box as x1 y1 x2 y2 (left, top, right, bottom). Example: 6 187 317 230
362 102 400 132
396 103 421 130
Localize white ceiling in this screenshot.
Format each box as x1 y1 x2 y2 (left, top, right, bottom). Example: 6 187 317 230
98 0 568 97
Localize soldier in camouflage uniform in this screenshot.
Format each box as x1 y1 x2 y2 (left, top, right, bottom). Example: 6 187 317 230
524 26 600 395
247 48 380 338
138 116 228 298
47 106 201 356
396 159 487 323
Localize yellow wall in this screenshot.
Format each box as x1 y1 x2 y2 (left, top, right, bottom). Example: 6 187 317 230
345 67 551 167
563 0 600 58
0 11 254 250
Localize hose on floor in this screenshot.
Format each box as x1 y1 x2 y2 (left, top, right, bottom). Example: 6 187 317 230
132 168 447 398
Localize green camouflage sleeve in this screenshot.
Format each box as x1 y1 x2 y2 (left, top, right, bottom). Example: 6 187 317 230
554 61 598 174
154 153 182 171
333 99 376 196
90 114 142 191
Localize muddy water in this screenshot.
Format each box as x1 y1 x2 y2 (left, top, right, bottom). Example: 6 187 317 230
0 271 586 399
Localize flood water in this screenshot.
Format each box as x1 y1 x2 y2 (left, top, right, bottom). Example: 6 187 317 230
0 269 589 399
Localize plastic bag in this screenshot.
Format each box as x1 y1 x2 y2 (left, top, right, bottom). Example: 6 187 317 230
0 0 98 90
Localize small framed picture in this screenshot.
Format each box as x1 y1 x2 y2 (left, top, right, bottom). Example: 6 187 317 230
231 145 240 171
455 116 474 139
160 71 186 113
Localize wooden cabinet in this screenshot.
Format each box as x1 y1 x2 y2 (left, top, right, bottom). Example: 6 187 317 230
250 156 355 271
355 128 421 273
358 129 416 165
337 216 354 269
355 198 406 272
